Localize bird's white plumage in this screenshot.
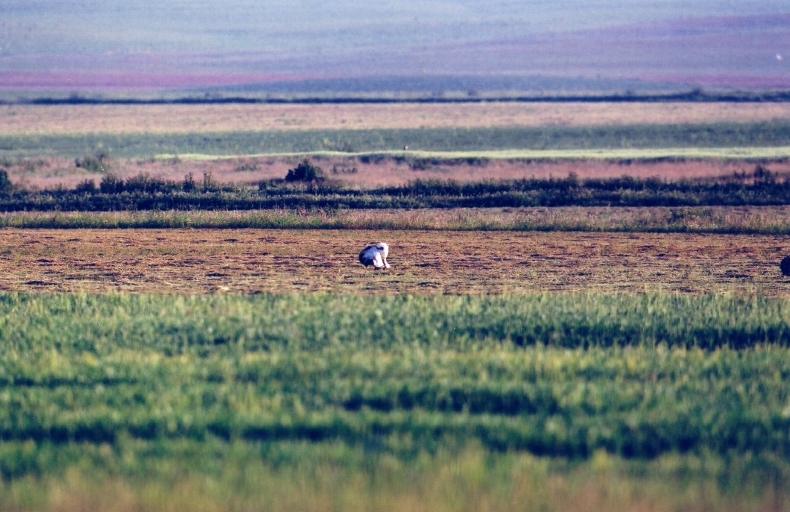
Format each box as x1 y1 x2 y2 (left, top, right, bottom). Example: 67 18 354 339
359 242 391 269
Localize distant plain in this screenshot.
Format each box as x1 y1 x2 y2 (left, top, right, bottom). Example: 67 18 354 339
3 101 790 189
4 102 790 134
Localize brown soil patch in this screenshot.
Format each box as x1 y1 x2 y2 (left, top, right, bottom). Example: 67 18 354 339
3 102 790 135
1 229 787 296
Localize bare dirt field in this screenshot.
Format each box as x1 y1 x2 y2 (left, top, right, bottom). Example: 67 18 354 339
3 102 790 135
1 228 788 296
11 154 790 191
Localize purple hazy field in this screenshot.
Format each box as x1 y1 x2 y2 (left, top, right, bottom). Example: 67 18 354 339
1 1 788 92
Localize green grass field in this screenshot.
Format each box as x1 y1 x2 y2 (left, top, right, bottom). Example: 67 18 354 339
162 146 790 161
0 292 789 511
2 122 790 159
0 206 790 235
5 206 790 233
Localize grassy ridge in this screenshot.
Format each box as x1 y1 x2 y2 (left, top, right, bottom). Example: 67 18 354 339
2 122 790 158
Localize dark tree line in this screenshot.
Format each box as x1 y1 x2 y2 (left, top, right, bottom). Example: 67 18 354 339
1 164 790 212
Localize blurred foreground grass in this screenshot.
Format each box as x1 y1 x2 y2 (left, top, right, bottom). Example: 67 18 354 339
2 442 787 512
1 292 790 510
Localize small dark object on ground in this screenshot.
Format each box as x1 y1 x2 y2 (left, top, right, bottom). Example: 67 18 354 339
781 256 790 276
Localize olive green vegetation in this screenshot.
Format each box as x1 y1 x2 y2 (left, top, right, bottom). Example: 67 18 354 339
1 122 790 159
5 205 790 234
167 146 790 160
1 292 789 510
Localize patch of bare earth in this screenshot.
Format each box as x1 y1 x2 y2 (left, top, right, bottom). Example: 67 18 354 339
2 102 790 135
1 229 787 296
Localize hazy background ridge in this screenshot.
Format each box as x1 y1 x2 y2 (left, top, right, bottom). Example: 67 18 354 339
0 1 788 91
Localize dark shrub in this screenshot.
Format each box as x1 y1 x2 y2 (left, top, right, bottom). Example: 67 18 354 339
754 165 774 182
285 160 324 183
0 170 11 196
202 172 219 192
124 173 175 194
99 174 124 194
124 173 152 193
182 173 196 192
74 179 97 194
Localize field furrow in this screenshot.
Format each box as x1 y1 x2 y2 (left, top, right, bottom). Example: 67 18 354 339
0 229 787 295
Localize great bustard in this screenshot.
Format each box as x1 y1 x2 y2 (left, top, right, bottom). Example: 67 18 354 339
359 242 391 270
